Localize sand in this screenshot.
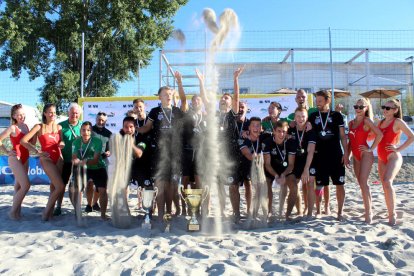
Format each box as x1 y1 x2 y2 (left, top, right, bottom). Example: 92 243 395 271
0 158 413 275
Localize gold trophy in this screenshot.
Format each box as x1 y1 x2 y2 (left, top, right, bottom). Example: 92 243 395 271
138 187 158 230
179 186 209 232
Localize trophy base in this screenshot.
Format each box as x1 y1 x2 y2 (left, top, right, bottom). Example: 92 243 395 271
187 223 200 232
142 223 152 230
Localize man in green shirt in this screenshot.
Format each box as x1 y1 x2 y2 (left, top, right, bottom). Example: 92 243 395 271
286 89 318 123
55 103 83 215
72 121 108 219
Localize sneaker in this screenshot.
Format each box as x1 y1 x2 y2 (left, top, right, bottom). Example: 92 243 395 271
92 203 101 212
53 206 62 216
85 205 92 213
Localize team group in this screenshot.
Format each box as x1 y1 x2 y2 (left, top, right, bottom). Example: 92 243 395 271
1 67 413 226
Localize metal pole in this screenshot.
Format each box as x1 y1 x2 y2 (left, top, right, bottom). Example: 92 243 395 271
137 60 141 96
204 29 207 81
291 49 295 90
159 50 162 88
329 28 335 109
365 49 370 91
81 32 85 98
410 58 414 99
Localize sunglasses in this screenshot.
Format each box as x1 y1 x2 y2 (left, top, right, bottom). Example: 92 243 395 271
381 106 396 111
97 112 107 116
353 105 366 110
270 102 282 110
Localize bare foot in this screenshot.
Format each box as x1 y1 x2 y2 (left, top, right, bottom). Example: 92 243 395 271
365 212 373 224
337 214 346 221
41 212 49 221
388 215 397 226
8 212 20 221
303 215 315 221
324 208 331 215
101 214 110 221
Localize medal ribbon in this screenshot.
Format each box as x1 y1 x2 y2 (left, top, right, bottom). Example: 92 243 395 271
80 138 92 160
296 128 305 150
274 138 287 163
161 107 173 128
318 110 330 132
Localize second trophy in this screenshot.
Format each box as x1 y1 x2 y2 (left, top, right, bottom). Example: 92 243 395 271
138 187 158 230
179 186 209 232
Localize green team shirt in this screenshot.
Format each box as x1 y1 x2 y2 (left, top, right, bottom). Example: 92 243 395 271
59 120 82 162
261 117 289 133
72 136 106 170
286 107 318 123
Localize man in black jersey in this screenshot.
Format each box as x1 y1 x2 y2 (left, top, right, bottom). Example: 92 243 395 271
288 107 317 218
308 90 349 220
136 76 187 220
239 117 265 216
263 121 297 220
217 67 244 220
130 99 154 208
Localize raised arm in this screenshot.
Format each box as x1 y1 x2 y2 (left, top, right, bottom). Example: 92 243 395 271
195 68 211 112
174 71 188 112
232 66 244 114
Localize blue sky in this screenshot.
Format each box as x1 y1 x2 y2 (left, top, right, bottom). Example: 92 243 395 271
1 0 414 106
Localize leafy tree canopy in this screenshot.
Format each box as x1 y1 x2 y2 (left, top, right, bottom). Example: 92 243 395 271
0 0 187 113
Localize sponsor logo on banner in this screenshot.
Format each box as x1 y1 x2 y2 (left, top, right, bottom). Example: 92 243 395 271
0 156 50 185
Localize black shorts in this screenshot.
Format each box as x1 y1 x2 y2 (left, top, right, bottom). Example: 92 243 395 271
240 160 251 182
152 148 180 182
131 169 153 188
217 155 242 186
87 168 108 189
182 149 197 177
313 153 345 186
292 154 317 179
62 162 73 186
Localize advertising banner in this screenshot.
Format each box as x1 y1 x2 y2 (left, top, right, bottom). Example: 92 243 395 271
0 156 50 185
79 94 297 133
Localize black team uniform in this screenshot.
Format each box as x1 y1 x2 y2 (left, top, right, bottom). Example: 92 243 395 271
287 126 317 178
147 106 184 182
218 110 242 185
182 110 207 180
131 116 153 188
239 134 265 181
308 110 345 186
262 137 296 176
92 124 112 163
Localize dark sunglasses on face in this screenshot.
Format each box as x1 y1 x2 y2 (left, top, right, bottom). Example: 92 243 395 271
97 112 107 116
270 102 282 110
381 106 396 111
353 105 366 110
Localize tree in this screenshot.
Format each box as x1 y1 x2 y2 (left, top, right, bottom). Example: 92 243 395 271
0 0 187 113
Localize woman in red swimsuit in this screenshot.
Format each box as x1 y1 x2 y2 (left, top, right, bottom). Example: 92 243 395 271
0 104 35 220
377 99 414 225
22 104 66 221
347 98 383 223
